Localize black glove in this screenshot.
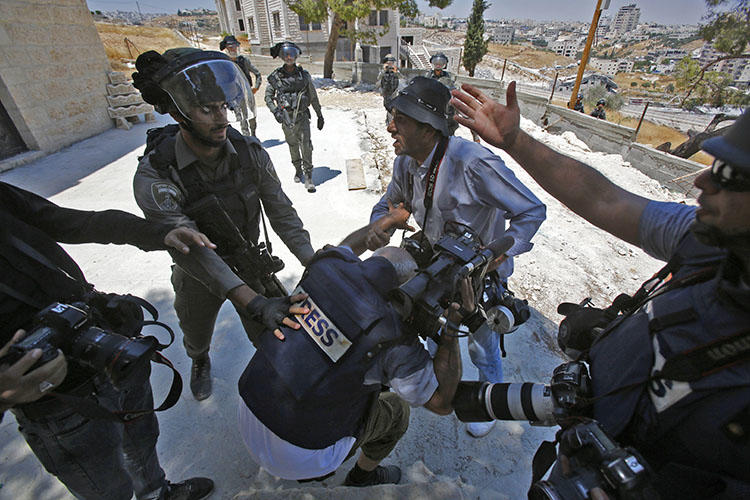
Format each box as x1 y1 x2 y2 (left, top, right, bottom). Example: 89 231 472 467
274 109 284 124
245 295 291 331
317 115 324 130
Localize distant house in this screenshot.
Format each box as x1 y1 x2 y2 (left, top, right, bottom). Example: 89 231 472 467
214 0 399 61
590 58 634 76
557 74 619 93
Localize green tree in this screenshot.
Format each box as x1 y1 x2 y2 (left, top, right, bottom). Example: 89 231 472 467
286 0 447 79
680 0 750 105
462 0 489 77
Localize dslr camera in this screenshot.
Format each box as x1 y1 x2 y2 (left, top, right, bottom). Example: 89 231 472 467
0 302 159 384
529 420 655 500
391 225 514 341
453 362 655 499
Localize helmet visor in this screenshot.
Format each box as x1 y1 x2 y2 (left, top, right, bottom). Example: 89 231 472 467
280 45 300 60
161 59 255 123
431 55 448 69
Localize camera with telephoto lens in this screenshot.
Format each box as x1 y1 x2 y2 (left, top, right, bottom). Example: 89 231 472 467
529 420 656 500
452 361 592 426
391 225 514 341
0 302 158 384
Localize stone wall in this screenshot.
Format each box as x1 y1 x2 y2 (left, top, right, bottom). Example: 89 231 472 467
0 0 112 155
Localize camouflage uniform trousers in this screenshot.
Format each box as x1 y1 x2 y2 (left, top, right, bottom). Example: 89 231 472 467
235 102 257 137
281 116 313 177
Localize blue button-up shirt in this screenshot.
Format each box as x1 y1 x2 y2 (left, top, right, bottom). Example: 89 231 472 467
371 136 546 279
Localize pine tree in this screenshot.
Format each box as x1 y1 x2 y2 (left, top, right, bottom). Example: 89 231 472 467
463 0 489 77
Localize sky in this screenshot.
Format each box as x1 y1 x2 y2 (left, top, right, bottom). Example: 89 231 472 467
85 0 709 26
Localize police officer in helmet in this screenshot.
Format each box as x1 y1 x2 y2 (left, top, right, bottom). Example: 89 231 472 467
452 82 750 498
220 35 262 137
132 48 314 401
573 93 584 113
265 41 324 193
591 98 606 120
376 53 402 125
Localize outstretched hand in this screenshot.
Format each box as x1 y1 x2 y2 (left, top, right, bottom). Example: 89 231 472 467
365 201 414 251
450 81 521 150
164 227 217 255
245 292 310 341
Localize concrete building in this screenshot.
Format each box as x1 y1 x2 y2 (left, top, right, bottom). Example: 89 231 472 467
493 25 515 44
551 37 582 58
1 0 113 164
423 13 443 28
610 4 640 36
214 0 399 61
697 43 750 84
590 58 634 76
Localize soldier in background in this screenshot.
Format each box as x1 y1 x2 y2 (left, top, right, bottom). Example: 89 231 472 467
375 54 403 125
591 98 607 120
220 35 262 137
573 93 585 113
265 41 324 193
427 52 479 142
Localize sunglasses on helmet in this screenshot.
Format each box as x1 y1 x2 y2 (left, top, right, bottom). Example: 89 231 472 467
710 158 750 192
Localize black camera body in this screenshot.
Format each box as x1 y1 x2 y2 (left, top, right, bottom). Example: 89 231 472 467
1 302 157 384
530 420 655 500
391 228 513 341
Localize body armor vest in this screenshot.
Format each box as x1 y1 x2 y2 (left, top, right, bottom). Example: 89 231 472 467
268 67 311 121
589 232 750 484
144 125 264 248
239 247 407 449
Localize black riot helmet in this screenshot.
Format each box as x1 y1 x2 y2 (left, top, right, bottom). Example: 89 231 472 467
390 76 454 136
220 35 240 51
132 48 254 135
271 41 302 61
430 52 448 70
597 98 606 106
383 53 397 64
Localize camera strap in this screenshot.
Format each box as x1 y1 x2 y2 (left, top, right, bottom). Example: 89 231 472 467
47 350 183 422
418 135 450 242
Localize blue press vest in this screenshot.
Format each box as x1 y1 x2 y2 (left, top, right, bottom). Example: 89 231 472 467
590 232 750 485
238 247 405 449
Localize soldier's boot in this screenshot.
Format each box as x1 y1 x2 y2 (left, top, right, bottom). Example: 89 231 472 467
293 163 304 183
303 168 315 193
190 353 211 401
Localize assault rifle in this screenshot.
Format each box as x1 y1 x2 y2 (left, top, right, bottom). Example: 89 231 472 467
185 195 287 297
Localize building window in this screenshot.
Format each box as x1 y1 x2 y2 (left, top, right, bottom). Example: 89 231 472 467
368 10 377 26
312 20 321 30
379 10 388 26
238 19 245 31
272 11 281 33
299 16 309 31
234 0 241 11
248 16 255 33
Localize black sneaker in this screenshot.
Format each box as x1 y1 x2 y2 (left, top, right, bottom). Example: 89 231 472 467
163 477 214 500
343 465 401 487
190 354 211 401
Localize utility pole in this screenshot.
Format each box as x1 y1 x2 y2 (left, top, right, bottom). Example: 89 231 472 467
135 1 143 23
568 0 610 109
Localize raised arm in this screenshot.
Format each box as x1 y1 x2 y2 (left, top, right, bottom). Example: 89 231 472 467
450 82 650 247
